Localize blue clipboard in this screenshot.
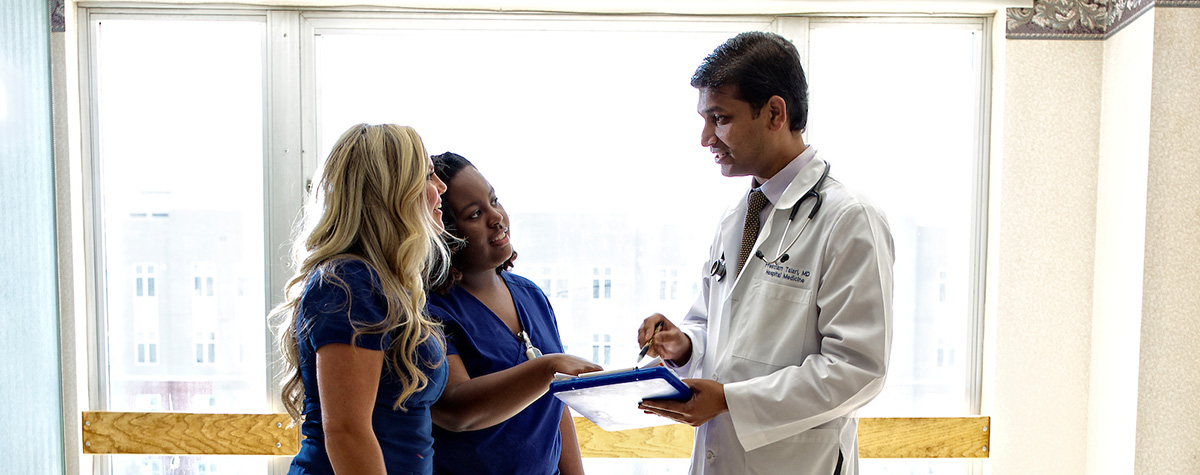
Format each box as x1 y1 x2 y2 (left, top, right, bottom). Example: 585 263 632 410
549 366 692 431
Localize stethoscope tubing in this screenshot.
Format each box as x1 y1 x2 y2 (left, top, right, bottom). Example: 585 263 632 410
710 160 831 279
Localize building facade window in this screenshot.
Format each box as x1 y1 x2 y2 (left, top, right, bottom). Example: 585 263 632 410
592 267 612 300
134 263 157 298
135 331 158 366
591 333 611 365
195 331 217 365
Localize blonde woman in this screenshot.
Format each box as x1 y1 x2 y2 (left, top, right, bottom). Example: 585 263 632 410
272 124 450 475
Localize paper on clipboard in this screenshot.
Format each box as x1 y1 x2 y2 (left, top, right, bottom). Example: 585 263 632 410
549 360 692 431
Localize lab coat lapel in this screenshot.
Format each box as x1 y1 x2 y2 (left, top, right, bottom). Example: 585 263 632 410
718 196 746 302
777 157 827 215
723 158 826 301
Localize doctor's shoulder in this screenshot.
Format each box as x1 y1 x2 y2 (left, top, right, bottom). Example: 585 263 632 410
822 177 889 220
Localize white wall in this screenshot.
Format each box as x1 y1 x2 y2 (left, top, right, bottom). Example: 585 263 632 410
1088 11 1154 475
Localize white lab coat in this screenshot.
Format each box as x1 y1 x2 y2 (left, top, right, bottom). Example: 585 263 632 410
673 155 895 475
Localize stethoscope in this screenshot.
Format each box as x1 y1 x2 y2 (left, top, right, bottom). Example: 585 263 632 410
709 160 830 281
518 331 542 361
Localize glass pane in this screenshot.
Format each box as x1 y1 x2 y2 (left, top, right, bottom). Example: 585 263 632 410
316 25 750 365
806 21 983 420
316 24 755 474
93 17 268 473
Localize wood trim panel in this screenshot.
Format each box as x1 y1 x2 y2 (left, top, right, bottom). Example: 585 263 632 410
857 416 990 459
80 412 988 459
575 416 990 459
81 412 299 456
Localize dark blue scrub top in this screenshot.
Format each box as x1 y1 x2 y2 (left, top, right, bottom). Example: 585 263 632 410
289 259 448 475
427 272 567 475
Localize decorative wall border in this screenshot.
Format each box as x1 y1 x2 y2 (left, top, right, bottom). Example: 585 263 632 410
1006 0 1157 39
51 0 65 32
1007 0 1200 39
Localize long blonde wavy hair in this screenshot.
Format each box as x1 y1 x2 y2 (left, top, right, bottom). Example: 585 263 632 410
271 124 449 421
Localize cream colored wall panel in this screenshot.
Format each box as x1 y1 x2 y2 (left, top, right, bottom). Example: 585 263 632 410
1139 7 1200 475
1088 10 1154 475
995 38 1102 475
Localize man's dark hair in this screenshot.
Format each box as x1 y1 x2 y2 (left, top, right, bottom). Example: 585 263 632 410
691 31 809 132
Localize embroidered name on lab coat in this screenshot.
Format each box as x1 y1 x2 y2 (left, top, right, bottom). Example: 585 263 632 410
763 263 811 284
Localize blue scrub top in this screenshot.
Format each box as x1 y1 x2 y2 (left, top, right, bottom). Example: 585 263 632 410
427 272 567 475
289 259 448 475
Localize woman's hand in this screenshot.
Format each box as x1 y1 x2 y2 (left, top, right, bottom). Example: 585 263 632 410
538 353 602 378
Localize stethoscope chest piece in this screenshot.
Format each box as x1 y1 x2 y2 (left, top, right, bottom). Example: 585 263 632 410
710 253 727 281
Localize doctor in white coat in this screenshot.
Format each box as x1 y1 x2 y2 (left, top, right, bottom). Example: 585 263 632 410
638 31 895 475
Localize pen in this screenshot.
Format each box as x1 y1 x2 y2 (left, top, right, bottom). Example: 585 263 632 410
637 321 664 361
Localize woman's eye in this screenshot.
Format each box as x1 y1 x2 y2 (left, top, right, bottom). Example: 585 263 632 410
490 197 500 206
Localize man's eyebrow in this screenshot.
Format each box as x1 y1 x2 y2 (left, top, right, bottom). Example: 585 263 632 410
699 106 726 115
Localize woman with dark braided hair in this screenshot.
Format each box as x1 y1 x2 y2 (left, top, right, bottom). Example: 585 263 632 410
427 152 601 475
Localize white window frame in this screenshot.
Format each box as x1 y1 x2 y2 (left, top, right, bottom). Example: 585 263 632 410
68 7 991 475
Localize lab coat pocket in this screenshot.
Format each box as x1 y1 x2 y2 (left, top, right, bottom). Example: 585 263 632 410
744 429 841 475
730 278 814 369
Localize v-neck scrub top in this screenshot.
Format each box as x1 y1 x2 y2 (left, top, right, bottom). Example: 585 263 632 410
426 271 567 475
289 259 448 475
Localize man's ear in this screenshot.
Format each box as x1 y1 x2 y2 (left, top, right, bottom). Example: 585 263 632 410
766 95 788 131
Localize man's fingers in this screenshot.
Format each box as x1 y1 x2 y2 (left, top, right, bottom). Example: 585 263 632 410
638 400 683 415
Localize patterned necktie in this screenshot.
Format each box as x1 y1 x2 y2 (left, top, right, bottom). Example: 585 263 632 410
737 189 769 275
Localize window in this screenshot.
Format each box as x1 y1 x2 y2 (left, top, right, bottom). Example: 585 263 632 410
197 460 219 474
195 331 217 365
87 14 270 474
193 262 216 297
190 394 219 411
134 393 162 412
133 263 156 298
81 10 988 474
805 19 987 422
527 266 569 300
659 267 683 301
592 267 612 300
591 333 612 365
134 331 158 366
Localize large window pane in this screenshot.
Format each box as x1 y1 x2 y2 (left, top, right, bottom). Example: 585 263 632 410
806 21 985 417
92 17 269 474
313 23 756 365
313 22 760 474
806 22 987 475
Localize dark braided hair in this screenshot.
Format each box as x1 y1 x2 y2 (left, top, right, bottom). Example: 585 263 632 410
428 152 517 295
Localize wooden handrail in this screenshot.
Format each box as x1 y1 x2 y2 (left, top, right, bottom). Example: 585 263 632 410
81 412 989 459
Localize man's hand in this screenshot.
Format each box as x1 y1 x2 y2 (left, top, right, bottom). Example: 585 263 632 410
638 314 691 365
637 378 727 427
